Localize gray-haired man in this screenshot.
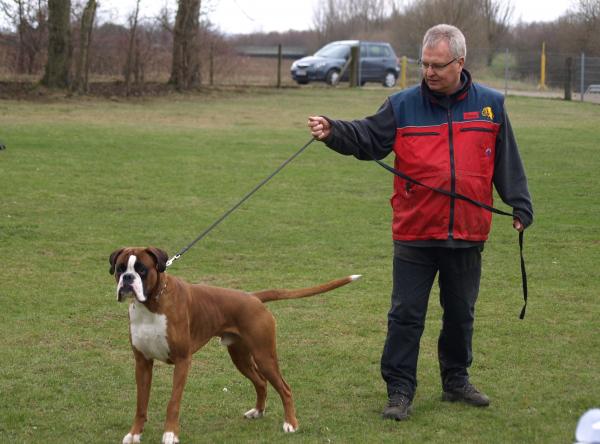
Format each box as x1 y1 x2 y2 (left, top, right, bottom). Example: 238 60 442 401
308 24 533 420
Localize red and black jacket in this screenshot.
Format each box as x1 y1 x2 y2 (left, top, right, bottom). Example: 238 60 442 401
323 69 533 242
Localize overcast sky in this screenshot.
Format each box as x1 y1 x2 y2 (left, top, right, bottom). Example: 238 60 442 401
97 0 576 35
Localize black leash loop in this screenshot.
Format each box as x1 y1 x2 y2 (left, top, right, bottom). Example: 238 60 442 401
166 138 316 268
334 130 528 319
518 230 528 319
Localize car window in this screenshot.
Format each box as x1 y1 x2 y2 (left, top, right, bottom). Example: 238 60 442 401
368 45 391 58
315 44 350 59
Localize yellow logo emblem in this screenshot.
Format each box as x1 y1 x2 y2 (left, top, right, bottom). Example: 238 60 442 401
482 106 494 120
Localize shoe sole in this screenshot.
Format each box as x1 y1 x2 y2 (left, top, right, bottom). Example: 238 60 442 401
442 392 490 407
382 405 412 421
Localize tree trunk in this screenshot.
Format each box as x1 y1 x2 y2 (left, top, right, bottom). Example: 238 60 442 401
73 0 96 93
42 0 71 88
124 0 141 95
169 0 201 90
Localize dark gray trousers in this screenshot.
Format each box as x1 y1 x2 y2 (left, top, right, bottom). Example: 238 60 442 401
381 244 482 399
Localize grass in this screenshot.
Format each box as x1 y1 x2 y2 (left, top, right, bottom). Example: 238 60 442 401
0 87 599 443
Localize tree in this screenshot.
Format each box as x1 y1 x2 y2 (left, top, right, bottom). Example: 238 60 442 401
124 0 140 95
0 0 47 74
41 0 70 88
169 0 201 90
479 0 513 66
313 0 394 43
72 0 96 93
572 0 600 53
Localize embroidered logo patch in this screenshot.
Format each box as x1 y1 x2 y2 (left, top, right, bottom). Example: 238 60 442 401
485 147 492 157
463 111 479 120
482 106 494 120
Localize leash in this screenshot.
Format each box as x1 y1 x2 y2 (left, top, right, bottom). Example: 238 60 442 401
334 130 528 319
165 126 528 318
166 138 316 268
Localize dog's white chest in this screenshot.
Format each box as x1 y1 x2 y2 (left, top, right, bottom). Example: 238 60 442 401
129 302 170 362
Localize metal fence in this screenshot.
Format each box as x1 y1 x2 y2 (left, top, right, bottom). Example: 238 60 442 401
1 39 599 101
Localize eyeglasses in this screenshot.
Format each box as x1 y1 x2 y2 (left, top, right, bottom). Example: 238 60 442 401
419 58 458 72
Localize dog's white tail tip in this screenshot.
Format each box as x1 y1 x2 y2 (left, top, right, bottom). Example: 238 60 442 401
350 274 362 281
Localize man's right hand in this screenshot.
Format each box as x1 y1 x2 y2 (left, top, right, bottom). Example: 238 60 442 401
308 116 331 140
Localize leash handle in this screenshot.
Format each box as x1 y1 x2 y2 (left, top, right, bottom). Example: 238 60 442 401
518 230 528 319
166 138 316 268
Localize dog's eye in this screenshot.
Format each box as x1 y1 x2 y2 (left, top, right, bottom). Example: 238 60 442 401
116 264 126 274
134 263 147 275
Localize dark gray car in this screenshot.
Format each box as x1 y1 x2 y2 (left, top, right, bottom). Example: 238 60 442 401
291 40 400 87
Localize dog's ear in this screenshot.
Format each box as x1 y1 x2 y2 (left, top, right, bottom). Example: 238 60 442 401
146 247 168 273
109 248 125 275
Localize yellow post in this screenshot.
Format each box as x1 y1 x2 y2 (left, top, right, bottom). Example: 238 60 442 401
401 56 407 89
538 42 547 90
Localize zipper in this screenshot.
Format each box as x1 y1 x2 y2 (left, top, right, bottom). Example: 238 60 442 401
402 131 440 137
447 108 455 239
459 127 494 133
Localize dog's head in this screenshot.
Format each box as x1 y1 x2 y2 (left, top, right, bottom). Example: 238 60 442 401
109 247 168 303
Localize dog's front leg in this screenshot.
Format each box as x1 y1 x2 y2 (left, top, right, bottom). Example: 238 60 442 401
123 353 154 444
162 357 192 444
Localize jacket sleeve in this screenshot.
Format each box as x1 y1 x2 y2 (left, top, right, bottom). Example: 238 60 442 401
321 98 396 160
494 109 534 228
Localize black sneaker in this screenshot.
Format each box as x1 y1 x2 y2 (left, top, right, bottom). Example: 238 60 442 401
382 393 412 420
442 382 490 407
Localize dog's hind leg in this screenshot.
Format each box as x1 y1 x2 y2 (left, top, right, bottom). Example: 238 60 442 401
242 313 299 432
227 342 268 418
252 349 298 433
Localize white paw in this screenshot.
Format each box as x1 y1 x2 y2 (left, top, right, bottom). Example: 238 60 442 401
162 431 179 444
244 408 264 419
122 433 142 444
283 422 297 433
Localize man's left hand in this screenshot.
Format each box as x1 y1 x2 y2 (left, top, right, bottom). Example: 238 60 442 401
513 218 524 232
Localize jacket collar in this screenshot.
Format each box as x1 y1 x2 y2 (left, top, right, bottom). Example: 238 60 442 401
421 69 472 107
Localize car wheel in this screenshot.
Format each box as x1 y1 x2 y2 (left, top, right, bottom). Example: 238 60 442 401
326 69 341 86
383 71 397 88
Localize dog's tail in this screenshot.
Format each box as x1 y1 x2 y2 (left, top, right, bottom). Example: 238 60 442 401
251 275 361 303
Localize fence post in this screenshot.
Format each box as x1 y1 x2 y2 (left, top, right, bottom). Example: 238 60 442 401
564 57 572 101
209 43 214 86
580 52 585 102
538 42 547 90
277 44 282 88
349 46 360 87
400 56 407 89
504 48 509 96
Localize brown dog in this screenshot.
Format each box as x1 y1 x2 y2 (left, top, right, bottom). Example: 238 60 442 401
109 247 360 444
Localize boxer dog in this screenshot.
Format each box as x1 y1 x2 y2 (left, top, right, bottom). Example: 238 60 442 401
109 247 360 444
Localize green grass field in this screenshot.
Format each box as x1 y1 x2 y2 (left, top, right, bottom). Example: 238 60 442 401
1 87 598 443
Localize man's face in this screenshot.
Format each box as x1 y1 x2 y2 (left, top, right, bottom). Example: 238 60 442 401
421 40 464 95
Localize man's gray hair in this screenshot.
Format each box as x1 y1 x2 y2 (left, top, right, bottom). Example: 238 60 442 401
422 24 467 60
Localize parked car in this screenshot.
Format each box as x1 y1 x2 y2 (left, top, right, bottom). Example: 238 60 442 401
291 40 400 87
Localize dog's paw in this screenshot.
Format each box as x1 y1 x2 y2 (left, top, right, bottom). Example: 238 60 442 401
244 408 265 419
161 431 179 444
283 422 297 433
122 433 142 444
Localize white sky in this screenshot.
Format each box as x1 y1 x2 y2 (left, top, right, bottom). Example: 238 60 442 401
99 0 575 35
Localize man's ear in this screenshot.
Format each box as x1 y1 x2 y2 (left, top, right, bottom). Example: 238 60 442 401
146 247 168 273
109 248 125 275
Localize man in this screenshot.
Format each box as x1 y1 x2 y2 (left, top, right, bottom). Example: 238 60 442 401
308 24 533 420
